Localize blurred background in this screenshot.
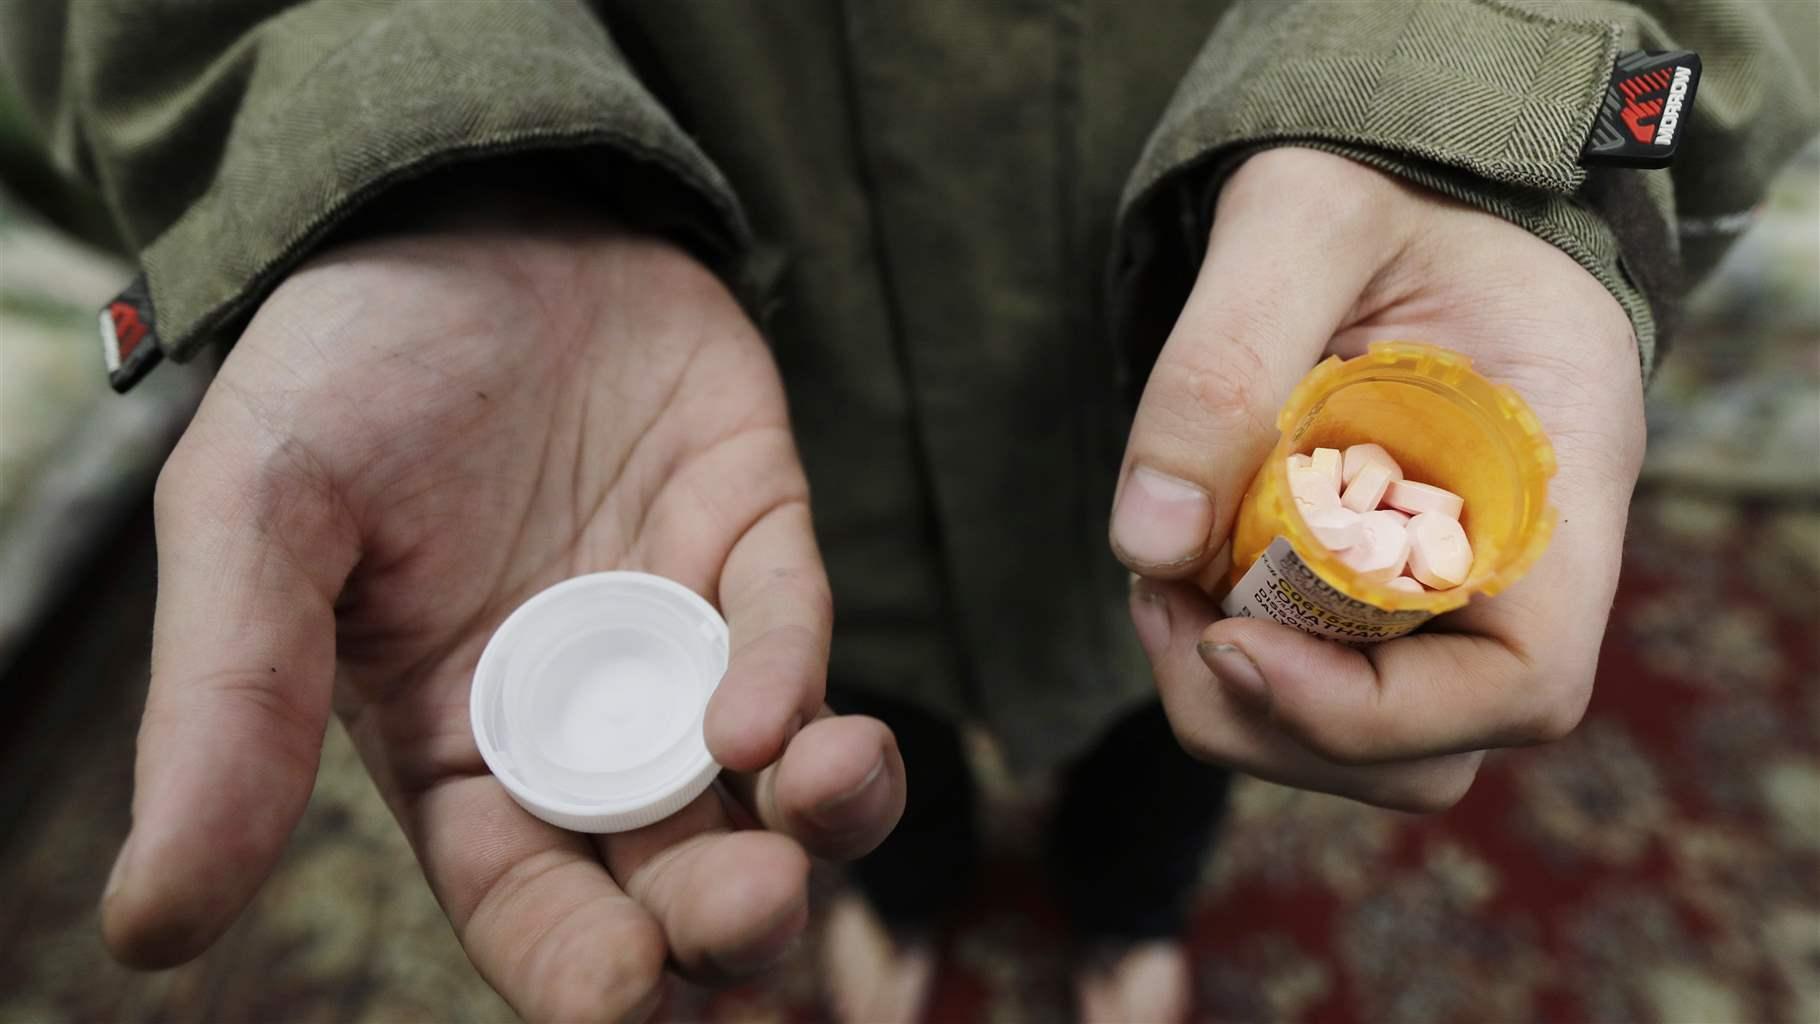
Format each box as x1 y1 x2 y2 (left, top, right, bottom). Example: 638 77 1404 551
0 69 1815 1021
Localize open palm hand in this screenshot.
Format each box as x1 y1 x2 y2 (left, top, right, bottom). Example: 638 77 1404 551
104 194 905 1022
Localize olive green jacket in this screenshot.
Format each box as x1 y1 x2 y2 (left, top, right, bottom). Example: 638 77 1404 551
5 1 1813 770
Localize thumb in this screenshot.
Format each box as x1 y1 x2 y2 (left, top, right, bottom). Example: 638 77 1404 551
704 500 905 860
104 421 357 967
1110 149 1399 578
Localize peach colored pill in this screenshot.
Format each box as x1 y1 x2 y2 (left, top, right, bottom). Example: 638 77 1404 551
1406 513 1473 588
1385 479 1464 519
1379 508 1412 524
1302 507 1363 551
1288 464 1340 513
1286 453 1314 472
1340 461 1394 513
1342 443 1404 486
1312 447 1343 491
1385 575 1426 595
1336 509 1410 583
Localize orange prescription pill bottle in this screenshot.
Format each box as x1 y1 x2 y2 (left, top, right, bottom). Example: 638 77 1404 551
1220 341 1556 643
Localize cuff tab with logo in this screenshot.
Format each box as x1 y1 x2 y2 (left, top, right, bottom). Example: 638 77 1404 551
1582 50 1702 169
99 274 164 393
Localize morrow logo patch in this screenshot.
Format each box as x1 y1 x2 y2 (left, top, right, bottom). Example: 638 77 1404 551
1583 50 1702 169
98 274 164 392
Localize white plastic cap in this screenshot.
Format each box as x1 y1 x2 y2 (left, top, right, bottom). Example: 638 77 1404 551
469 571 730 833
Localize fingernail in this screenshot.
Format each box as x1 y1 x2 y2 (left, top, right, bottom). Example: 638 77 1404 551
808 754 886 830
1128 579 1173 651
1112 467 1214 568
1200 641 1270 709
103 836 133 905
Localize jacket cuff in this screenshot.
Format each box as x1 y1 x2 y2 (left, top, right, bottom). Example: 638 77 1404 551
126 1 749 375
1120 0 1623 202
1110 0 1679 380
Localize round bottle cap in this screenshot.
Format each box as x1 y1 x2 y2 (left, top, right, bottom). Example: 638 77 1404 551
469 571 729 833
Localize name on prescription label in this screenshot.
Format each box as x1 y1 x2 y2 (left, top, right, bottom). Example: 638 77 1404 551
1220 537 1430 644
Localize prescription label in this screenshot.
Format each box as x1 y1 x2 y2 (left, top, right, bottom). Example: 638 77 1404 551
1220 537 1430 644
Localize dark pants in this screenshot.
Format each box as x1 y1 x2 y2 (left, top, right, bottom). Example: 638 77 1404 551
830 686 1233 942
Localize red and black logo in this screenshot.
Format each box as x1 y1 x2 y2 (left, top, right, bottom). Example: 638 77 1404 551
106 301 148 361
1583 50 1701 169
99 274 163 392
1619 67 1676 143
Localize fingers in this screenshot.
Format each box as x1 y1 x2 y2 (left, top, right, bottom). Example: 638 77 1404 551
705 496 908 858
720 714 906 860
597 791 810 983
1202 454 1632 764
1131 579 1482 813
406 466 876 1000
1111 149 1403 578
1199 619 1552 765
104 425 359 967
583 494 896 981
590 719 900 981
705 499 831 773
411 777 667 1023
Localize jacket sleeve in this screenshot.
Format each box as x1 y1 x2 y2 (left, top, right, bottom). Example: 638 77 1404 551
0 0 750 386
1111 0 1819 379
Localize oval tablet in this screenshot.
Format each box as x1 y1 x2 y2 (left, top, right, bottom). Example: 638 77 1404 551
1337 508 1411 583
1342 443 1404 486
1341 461 1394 513
1406 513 1473 589
1288 463 1340 513
1385 479 1464 520
1303 506 1363 551
1312 447 1343 491
1385 575 1426 595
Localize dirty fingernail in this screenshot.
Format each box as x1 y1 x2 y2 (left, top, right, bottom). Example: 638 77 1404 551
1112 467 1213 568
1129 579 1173 651
1200 641 1269 708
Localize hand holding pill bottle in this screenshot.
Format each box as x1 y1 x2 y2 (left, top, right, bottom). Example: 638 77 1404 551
1112 147 1645 811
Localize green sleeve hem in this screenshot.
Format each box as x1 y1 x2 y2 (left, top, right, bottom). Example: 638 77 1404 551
129 0 750 363
1120 0 1621 209
1110 0 1672 381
